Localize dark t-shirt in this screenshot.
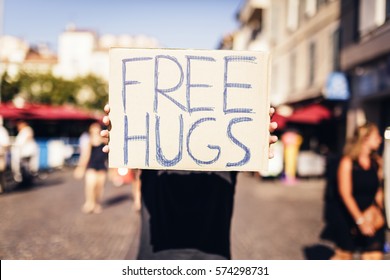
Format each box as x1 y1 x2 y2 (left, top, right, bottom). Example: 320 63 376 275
138 170 237 259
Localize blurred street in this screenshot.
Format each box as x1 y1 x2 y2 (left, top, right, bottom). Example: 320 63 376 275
1 169 389 260
0 168 140 260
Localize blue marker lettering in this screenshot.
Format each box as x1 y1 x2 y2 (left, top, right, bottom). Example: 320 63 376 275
223 56 257 115
226 117 252 167
155 114 184 167
122 57 152 113
123 113 150 166
186 117 221 165
154 55 187 113
186 56 215 114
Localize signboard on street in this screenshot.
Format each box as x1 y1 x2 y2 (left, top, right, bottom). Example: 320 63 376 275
109 48 271 171
325 72 350 100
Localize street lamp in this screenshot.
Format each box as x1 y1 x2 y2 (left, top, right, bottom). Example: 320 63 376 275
384 127 390 228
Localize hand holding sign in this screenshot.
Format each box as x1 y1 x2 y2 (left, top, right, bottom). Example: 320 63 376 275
107 48 273 171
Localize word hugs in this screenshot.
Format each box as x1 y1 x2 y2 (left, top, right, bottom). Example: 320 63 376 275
109 48 271 171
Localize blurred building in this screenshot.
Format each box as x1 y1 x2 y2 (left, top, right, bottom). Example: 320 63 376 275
269 0 341 107
0 35 29 77
54 24 97 80
225 0 390 176
1 24 161 82
23 44 57 74
231 0 346 155
234 0 270 52
339 0 390 137
54 24 161 81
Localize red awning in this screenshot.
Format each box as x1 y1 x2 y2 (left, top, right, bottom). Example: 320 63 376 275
287 104 331 124
271 112 288 130
0 103 24 119
0 102 100 121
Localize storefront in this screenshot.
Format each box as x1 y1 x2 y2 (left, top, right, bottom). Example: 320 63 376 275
347 54 390 139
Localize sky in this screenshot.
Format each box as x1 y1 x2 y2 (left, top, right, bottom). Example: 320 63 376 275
2 0 242 51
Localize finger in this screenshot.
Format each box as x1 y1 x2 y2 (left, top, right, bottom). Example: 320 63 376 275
104 104 110 114
101 131 109 145
269 107 275 117
269 135 278 145
100 129 109 139
269 121 278 133
102 145 110 153
268 147 274 159
102 115 110 125
102 137 109 145
102 116 111 131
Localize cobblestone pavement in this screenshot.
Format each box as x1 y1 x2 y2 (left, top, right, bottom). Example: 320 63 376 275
1 170 388 260
0 168 140 260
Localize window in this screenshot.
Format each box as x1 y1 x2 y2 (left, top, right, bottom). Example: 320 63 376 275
317 0 328 8
287 0 299 31
249 8 263 41
290 52 297 91
375 0 386 26
359 0 386 36
305 0 317 17
299 0 306 26
331 29 340 71
387 0 390 19
309 42 316 86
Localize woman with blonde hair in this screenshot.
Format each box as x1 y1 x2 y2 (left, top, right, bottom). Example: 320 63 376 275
74 122 108 214
327 122 385 259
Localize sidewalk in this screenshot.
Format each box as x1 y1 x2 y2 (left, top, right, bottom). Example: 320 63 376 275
0 168 141 259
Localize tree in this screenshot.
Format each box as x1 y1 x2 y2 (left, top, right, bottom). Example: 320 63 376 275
17 72 80 105
0 72 21 102
0 71 108 110
75 75 108 110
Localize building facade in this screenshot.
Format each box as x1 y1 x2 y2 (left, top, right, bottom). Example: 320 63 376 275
232 0 346 154
270 0 341 107
0 35 30 77
340 0 390 137
54 25 161 81
1 25 161 82
54 25 97 80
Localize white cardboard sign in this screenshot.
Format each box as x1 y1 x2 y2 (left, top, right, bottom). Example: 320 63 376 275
109 48 271 172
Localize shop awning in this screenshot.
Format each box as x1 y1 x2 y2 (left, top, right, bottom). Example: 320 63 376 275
0 102 100 121
0 103 24 119
287 104 331 124
271 112 288 130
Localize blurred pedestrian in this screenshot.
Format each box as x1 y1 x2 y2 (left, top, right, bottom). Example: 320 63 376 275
0 116 10 193
74 122 108 214
12 120 39 185
131 169 142 211
101 105 278 259
78 130 90 156
321 122 385 260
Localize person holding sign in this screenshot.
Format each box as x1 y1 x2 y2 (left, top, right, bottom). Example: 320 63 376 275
101 104 278 259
